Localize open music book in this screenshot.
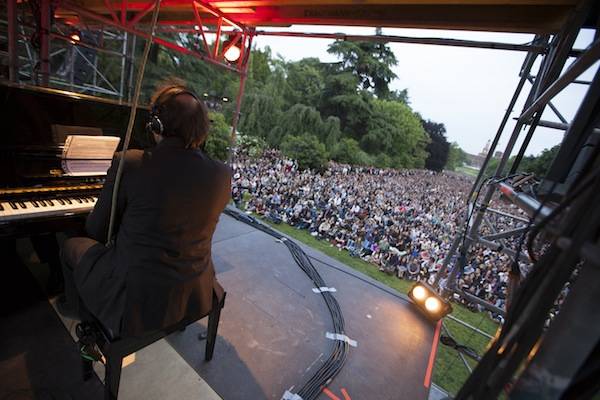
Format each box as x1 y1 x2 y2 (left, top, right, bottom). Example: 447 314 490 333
61 135 120 176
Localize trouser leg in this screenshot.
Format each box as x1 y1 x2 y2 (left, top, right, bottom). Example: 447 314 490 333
60 237 100 316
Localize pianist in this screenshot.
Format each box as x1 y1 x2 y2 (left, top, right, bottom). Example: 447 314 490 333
58 83 231 337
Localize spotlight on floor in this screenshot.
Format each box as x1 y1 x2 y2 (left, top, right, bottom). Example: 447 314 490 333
408 282 452 321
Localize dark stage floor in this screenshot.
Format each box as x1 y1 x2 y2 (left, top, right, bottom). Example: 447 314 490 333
169 212 438 400
0 213 437 400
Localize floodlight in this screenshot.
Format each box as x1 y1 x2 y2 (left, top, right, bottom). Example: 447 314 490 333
425 297 442 313
69 29 81 45
224 44 241 63
407 282 452 321
412 285 427 301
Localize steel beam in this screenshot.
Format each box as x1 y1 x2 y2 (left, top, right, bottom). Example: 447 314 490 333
40 0 51 85
518 39 600 124
7 0 17 82
60 0 245 74
524 119 600 136
255 30 547 53
481 226 528 242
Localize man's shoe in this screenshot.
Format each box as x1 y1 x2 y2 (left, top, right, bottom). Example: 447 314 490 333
55 295 79 319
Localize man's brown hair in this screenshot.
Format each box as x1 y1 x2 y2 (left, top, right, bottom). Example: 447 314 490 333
151 80 210 149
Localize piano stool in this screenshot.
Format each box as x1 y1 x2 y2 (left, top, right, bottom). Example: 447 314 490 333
79 290 226 400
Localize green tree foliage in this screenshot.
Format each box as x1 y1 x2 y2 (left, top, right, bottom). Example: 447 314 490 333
204 112 230 161
284 58 325 108
331 138 372 165
272 104 342 151
327 28 398 98
518 145 559 177
446 142 468 171
423 119 450 172
365 100 430 168
280 135 328 170
239 94 283 146
482 145 559 178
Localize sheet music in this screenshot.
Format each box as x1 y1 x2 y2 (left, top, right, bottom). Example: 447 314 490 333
61 135 120 176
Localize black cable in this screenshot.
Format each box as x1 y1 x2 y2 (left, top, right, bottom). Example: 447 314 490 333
223 208 349 400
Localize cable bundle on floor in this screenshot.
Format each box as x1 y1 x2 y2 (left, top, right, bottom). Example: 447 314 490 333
223 207 349 400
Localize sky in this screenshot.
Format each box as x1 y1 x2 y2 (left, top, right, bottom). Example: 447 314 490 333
253 26 598 156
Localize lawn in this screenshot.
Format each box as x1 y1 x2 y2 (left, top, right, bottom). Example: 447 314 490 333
455 165 480 178
258 216 499 396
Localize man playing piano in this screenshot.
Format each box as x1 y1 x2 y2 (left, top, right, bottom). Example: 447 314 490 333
58 83 231 338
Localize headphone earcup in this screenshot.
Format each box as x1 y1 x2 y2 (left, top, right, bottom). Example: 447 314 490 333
145 115 163 136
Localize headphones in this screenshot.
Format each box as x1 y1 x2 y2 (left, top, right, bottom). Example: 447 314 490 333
145 86 202 137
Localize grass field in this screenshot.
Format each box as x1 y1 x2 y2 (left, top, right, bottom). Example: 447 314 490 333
455 165 480 178
257 217 499 396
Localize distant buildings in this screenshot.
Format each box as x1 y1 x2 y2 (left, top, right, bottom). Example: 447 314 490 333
465 140 503 168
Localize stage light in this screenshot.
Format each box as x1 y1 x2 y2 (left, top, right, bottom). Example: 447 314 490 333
412 285 427 301
224 44 241 63
222 97 229 102
407 282 452 321
69 29 81 45
425 297 442 313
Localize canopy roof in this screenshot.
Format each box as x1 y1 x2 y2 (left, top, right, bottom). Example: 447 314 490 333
59 0 587 34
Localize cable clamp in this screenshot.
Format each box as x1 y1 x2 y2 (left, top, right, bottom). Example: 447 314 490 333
281 390 303 400
326 332 358 347
312 287 337 293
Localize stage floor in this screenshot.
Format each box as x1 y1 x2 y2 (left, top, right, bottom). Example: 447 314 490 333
0 212 438 400
169 212 438 399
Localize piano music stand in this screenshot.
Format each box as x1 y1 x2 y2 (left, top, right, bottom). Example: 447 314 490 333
79 289 226 400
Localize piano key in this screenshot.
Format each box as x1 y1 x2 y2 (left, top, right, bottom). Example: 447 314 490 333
32 200 39 207
0 196 96 222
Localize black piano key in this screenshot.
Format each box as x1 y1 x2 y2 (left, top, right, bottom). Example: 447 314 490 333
32 200 40 207
9 202 18 210
39 200 47 207
75 198 83 204
65 198 72 205
18 201 27 209
0 203 3 211
58 198 65 205
47 199 54 206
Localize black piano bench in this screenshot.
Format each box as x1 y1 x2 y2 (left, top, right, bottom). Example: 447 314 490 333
78 290 226 400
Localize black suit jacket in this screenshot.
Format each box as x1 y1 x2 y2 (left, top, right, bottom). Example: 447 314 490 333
75 136 231 337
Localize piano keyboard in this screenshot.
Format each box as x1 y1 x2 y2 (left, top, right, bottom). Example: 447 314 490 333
0 196 98 222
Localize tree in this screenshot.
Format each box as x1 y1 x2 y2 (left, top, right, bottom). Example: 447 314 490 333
205 112 230 161
327 28 398 98
423 119 450 172
280 134 328 170
365 99 430 168
284 58 325 108
239 94 282 145
271 104 342 150
331 138 372 165
446 142 468 171
518 145 559 177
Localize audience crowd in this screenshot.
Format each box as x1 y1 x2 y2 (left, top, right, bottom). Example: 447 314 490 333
231 150 533 322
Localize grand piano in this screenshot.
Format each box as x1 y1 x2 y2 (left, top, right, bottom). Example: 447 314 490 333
0 82 150 291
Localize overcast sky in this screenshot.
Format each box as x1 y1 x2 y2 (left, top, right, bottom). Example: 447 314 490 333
253 26 597 156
